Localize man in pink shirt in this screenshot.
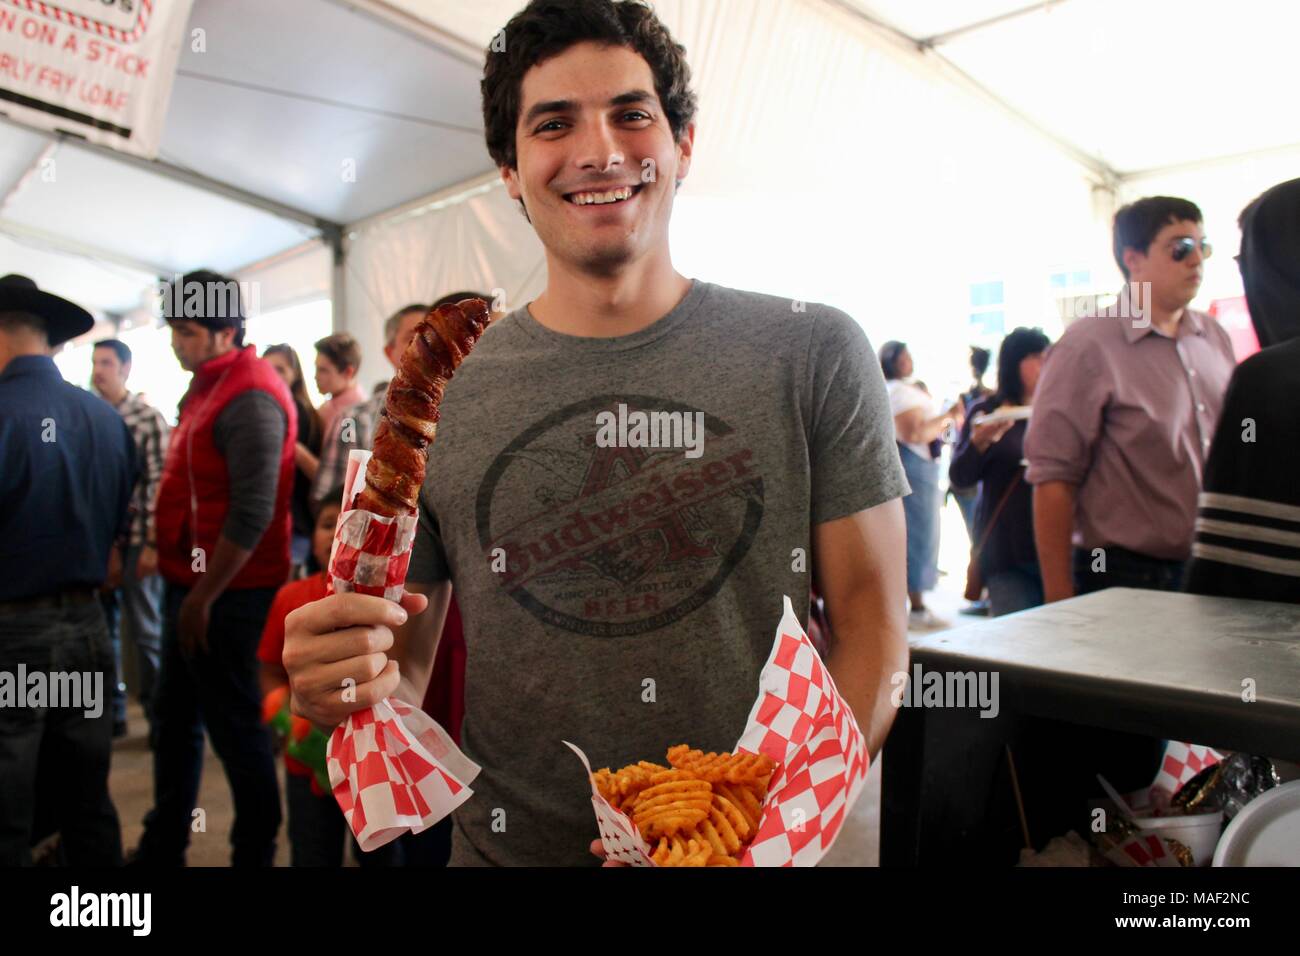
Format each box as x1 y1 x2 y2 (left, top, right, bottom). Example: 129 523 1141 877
313 332 365 437
1026 196 1236 602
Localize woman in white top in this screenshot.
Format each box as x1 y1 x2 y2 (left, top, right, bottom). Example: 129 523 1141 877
879 341 963 630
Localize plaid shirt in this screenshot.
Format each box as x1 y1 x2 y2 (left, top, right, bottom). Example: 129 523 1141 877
115 391 171 547
310 383 384 508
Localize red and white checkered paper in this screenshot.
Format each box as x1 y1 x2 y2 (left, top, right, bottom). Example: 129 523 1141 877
1105 832 1185 868
329 697 480 852
325 451 418 602
1150 740 1224 804
569 594 870 867
324 450 480 851
1106 740 1226 868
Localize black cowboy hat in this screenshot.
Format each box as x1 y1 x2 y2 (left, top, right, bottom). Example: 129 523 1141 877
0 274 94 346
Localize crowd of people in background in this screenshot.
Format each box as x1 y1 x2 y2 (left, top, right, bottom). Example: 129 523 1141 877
888 187 1300 639
2 174 1298 867
0 267 485 866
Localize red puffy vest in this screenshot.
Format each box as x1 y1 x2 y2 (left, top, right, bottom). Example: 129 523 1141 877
156 346 297 589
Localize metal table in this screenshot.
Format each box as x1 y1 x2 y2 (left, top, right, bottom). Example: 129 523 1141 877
880 588 1300 866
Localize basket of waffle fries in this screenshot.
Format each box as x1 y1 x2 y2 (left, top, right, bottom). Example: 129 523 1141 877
566 595 871 867
592 746 775 866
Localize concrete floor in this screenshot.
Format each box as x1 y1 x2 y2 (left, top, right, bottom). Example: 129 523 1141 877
108 700 291 866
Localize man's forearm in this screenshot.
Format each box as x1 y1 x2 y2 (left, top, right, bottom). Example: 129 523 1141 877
1033 481 1077 603
825 594 909 761
815 502 909 762
189 535 254 604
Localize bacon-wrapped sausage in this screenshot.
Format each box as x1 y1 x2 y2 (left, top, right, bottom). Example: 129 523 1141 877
353 297 490 516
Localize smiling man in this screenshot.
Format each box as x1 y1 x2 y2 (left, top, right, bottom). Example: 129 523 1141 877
1026 197 1236 601
283 0 910 866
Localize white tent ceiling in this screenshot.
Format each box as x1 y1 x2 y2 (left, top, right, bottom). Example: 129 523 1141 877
837 0 1300 175
396 0 1300 179
0 0 494 316
159 0 488 224
4 0 1295 326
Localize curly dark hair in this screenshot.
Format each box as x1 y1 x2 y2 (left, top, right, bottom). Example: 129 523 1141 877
481 0 698 172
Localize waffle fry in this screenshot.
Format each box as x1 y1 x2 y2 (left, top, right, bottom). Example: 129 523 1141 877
592 760 678 810
650 835 713 867
632 779 711 838
715 782 763 832
593 743 777 866
666 745 776 787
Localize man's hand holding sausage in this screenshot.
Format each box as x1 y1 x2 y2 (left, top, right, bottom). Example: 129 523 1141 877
282 590 430 730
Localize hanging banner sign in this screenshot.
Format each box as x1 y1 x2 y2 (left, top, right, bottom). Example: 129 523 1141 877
0 0 195 157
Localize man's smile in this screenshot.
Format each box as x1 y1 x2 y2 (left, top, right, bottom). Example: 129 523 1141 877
562 183 644 206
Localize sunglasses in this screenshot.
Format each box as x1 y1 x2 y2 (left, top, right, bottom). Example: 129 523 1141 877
1169 237 1213 262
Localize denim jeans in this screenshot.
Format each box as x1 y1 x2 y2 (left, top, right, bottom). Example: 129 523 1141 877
135 583 281 866
0 597 122 866
953 487 979 542
986 563 1045 617
99 590 127 727
1073 546 1187 595
899 445 941 593
100 545 164 741
286 772 403 867
399 815 453 867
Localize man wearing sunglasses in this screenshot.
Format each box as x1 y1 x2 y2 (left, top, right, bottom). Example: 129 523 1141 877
1026 196 1236 603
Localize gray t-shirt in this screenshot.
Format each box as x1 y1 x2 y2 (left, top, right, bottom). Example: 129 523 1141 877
406 278 907 866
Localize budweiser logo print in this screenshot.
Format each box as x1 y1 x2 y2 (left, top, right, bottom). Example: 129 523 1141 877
476 395 765 636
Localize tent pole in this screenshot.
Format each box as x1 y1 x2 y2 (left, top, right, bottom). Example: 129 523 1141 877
230 239 329 279
0 114 343 235
1118 141 1300 182
0 217 172 278
818 0 1117 185
344 170 501 235
330 231 347 334
0 142 58 214
323 0 485 68
920 1 1069 48
91 142 340 234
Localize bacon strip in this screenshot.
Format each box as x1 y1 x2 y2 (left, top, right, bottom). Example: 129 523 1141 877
354 298 491 516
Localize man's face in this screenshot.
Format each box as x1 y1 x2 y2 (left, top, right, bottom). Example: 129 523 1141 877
503 41 694 275
91 347 128 397
383 310 426 370
169 321 232 372
1125 219 1206 310
314 354 351 396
